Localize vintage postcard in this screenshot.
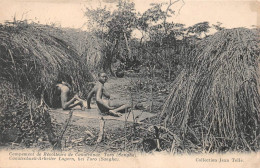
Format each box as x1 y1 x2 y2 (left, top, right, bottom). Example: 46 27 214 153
0 0 259 168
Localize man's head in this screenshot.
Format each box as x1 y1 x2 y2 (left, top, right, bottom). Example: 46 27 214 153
57 74 72 85
98 72 108 84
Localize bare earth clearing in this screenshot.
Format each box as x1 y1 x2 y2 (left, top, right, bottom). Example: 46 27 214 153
48 75 169 152
0 74 169 152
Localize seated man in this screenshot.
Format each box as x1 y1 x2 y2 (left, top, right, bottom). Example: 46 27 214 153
87 73 131 117
56 81 85 110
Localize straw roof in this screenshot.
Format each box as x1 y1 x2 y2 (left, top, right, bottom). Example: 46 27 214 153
0 21 93 104
160 28 260 151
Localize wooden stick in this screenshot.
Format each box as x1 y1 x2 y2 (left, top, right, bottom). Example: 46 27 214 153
54 110 73 149
109 134 132 144
241 132 252 152
59 110 73 141
170 139 176 154
97 117 105 143
42 107 59 148
124 109 127 151
156 139 162 151
85 130 95 138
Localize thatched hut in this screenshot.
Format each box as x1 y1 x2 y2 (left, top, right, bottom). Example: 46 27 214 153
0 21 97 145
160 28 260 152
0 21 94 106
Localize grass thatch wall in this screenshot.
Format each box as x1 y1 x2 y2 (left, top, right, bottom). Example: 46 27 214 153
0 21 94 106
258 61 260 95
160 28 260 152
0 20 98 145
37 26 104 72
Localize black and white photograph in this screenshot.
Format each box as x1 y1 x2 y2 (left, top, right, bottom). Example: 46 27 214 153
0 0 259 168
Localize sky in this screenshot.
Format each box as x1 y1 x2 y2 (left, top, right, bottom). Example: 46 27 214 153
0 0 258 32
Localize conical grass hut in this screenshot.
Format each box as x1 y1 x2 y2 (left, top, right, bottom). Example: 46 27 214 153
160 28 260 152
0 21 94 106
0 21 96 145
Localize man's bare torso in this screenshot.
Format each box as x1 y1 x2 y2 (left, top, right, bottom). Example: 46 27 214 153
89 82 110 99
56 83 72 108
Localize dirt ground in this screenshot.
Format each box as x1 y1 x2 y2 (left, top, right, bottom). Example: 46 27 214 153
47 75 170 152
0 74 169 152
51 75 160 129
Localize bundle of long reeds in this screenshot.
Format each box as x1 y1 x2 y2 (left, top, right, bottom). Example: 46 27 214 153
160 28 260 152
0 21 94 105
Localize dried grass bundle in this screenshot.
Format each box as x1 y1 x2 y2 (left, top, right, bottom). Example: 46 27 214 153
0 21 94 105
160 28 260 151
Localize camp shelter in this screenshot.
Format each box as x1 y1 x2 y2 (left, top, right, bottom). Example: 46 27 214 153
160 28 260 152
0 21 94 106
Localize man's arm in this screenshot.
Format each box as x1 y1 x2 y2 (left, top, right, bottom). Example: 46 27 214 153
96 86 113 110
86 89 95 109
102 87 111 99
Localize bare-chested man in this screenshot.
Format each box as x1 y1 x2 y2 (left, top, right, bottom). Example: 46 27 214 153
56 81 85 110
87 73 131 117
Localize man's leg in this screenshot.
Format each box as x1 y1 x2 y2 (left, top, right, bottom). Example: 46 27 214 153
109 104 131 116
63 95 84 110
63 96 76 110
96 101 112 115
96 100 123 117
66 100 84 110
108 100 131 116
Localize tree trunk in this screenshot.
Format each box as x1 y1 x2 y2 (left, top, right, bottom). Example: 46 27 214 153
103 52 114 76
103 41 118 76
124 32 132 60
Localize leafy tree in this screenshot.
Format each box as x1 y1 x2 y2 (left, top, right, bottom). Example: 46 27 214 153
85 0 137 75
187 21 211 38
85 6 111 39
136 0 186 80
212 22 225 31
